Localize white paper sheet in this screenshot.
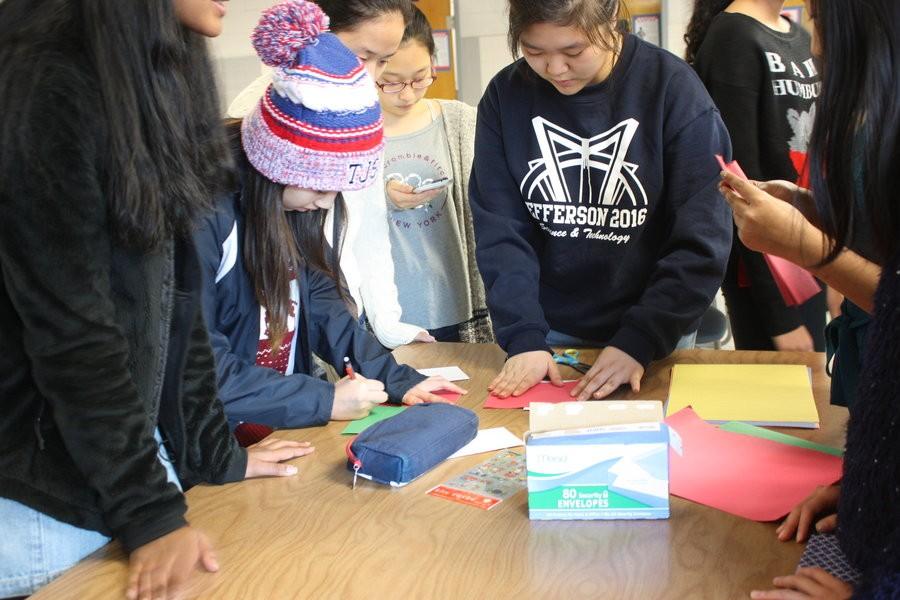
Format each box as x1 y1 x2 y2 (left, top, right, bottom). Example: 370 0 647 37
417 366 470 381
448 427 524 459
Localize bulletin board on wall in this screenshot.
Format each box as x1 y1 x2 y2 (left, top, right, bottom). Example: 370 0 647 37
621 0 662 47
413 0 458 100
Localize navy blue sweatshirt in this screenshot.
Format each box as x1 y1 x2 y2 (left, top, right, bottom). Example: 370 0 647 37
469 34 733 365
194 192 426 430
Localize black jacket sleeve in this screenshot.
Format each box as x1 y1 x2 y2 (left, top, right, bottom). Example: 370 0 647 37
305 267 425 400
0 64 186 553
468 80 552 357
175 268 247 487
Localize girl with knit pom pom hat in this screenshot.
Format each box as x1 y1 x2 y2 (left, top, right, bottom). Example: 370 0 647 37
194 0 466 441
227 0 435 351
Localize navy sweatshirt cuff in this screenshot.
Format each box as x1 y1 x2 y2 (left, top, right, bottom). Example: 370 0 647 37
608 326 658 368
387 366 428 401
505 329 552 358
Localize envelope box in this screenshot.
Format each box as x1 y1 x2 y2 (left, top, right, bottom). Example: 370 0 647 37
526 401 670 520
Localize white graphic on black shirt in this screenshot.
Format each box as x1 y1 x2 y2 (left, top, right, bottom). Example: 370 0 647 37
519 117 648 243
787 104 816 154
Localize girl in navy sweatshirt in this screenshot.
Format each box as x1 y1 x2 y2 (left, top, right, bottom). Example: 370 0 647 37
469 0 732 400
195 1 462 441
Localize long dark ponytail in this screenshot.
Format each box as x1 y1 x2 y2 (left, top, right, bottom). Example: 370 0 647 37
808 0 900 263
684 0 732 64
0 0 232 250
227 122 347 346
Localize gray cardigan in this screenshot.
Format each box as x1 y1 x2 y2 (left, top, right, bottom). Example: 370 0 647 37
437 99 494 343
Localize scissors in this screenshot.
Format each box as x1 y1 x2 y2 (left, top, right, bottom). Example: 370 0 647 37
552 349 592 374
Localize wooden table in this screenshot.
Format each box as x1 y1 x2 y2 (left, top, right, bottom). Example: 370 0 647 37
33 346 847 599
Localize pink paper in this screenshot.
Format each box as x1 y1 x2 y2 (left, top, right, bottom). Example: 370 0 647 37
715 154 748 180
432 389 461 403
665 407 842 521
484 381 579 409
764 253 821 306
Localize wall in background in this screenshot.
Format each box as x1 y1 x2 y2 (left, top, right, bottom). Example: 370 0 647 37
210 0 709 111
208 1 273 112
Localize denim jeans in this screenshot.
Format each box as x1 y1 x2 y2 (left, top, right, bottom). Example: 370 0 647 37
0 429 181 598
545 329 698 351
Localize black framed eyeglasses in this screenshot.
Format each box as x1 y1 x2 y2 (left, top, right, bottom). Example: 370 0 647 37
376 74 437 94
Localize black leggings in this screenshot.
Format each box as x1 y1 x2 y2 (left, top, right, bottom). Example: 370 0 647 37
723 286 827 351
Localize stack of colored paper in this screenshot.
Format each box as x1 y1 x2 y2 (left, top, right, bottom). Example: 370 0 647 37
666 364 819 428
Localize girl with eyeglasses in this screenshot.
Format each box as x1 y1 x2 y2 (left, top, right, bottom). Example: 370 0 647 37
375 6 493 343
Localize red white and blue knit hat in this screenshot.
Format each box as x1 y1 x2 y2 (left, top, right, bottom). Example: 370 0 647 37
242 0 383 191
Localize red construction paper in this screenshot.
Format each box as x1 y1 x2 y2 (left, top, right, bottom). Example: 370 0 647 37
484 381 579 409
432 389 461 403
665 407 842 521
764 253 822 306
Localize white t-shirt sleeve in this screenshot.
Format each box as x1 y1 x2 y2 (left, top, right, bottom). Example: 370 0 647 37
331 183 427 349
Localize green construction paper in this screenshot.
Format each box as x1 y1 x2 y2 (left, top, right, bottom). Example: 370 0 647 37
718 421 844 457
341 405 406 435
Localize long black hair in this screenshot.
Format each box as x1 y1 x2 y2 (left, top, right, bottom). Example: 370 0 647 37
315 0 413 32
225 121 347 346
0 0 231 250
808 0 900 263
683 0 732 64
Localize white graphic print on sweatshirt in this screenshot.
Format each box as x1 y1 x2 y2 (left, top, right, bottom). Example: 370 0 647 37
520 117 648 244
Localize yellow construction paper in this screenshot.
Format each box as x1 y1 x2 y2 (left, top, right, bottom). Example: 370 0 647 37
666 364 819 428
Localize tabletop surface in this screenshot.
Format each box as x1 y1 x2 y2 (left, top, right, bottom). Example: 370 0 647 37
32 345 848 600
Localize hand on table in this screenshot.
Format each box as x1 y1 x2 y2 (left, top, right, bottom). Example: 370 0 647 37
331 375 388 420
772 325 815 352
777 484 840 543
750 568 852 600
488 350 562 398
413 330 436 343
571 346 643 401
402 376 467 405
720 172 819 266
386 179 441 210
127 526 218 600
245 437 315 478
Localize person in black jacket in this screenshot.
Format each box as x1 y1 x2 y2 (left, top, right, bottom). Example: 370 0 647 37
470 0 732 401
0 1 313 599
687 0 827 353
195 1 464 439
720 0 900 597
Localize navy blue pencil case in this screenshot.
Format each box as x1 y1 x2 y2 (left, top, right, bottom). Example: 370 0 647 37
345 403 478 487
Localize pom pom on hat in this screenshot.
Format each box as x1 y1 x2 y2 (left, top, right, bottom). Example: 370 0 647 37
251 0 330 67
242 0 383 192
